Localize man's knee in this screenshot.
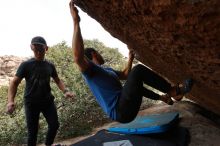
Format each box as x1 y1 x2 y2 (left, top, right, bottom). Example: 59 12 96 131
133 64 146 70
133 64 152 74
49 121 60 131
131 64 148 74
54 122 60 130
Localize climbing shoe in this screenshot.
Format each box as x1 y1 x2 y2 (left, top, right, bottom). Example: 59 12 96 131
173 78 194 101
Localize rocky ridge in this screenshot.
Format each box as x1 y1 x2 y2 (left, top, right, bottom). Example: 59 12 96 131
0 55 26 86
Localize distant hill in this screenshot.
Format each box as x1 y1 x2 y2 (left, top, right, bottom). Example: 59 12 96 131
0 55 27 86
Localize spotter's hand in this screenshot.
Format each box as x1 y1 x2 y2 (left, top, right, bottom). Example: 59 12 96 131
6 102 15 115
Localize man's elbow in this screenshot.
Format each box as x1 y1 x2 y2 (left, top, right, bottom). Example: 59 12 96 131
119 73 128 80
53 77 61 85
121 75 128 80
10 77 21 87
74 56 84 65
73 56 79 63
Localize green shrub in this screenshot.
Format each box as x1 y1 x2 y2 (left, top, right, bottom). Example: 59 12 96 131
0 40 127 145
0 40 159 145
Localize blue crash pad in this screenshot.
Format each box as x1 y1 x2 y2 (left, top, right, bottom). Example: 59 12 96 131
108 112 179 134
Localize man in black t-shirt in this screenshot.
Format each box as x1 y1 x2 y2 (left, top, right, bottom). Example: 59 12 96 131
6 36 74 146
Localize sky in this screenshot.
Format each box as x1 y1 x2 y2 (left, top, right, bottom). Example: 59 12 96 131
0 0 128 57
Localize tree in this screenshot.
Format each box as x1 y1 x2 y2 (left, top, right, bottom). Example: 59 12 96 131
0 39 128 145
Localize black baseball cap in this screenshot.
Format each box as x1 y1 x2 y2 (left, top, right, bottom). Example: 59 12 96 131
31 36 47 46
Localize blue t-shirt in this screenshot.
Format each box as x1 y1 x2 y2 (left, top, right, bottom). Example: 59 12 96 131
82 62 122 120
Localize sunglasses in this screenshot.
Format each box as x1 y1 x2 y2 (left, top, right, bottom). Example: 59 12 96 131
32 45 46 53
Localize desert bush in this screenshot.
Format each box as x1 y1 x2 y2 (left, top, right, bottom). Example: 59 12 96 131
0 40 127 145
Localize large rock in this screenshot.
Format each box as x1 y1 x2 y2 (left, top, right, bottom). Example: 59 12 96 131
73 0 220 115
0 56 26 86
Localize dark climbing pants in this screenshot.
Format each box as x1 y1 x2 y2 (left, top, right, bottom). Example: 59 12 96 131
24 101 59 146
116 64 172 123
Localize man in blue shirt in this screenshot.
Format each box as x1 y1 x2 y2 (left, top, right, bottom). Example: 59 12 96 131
69 0 193 123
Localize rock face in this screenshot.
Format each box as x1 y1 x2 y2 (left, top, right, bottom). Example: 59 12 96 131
0 56 26 86
73 0 220 115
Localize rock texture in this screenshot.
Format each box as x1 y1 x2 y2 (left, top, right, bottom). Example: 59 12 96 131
0 56 26 86
73 0 220 115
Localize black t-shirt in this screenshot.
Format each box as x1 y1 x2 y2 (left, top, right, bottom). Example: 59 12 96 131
16 58 58 103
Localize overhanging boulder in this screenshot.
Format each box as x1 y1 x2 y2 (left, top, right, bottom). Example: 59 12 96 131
73 0 220 115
